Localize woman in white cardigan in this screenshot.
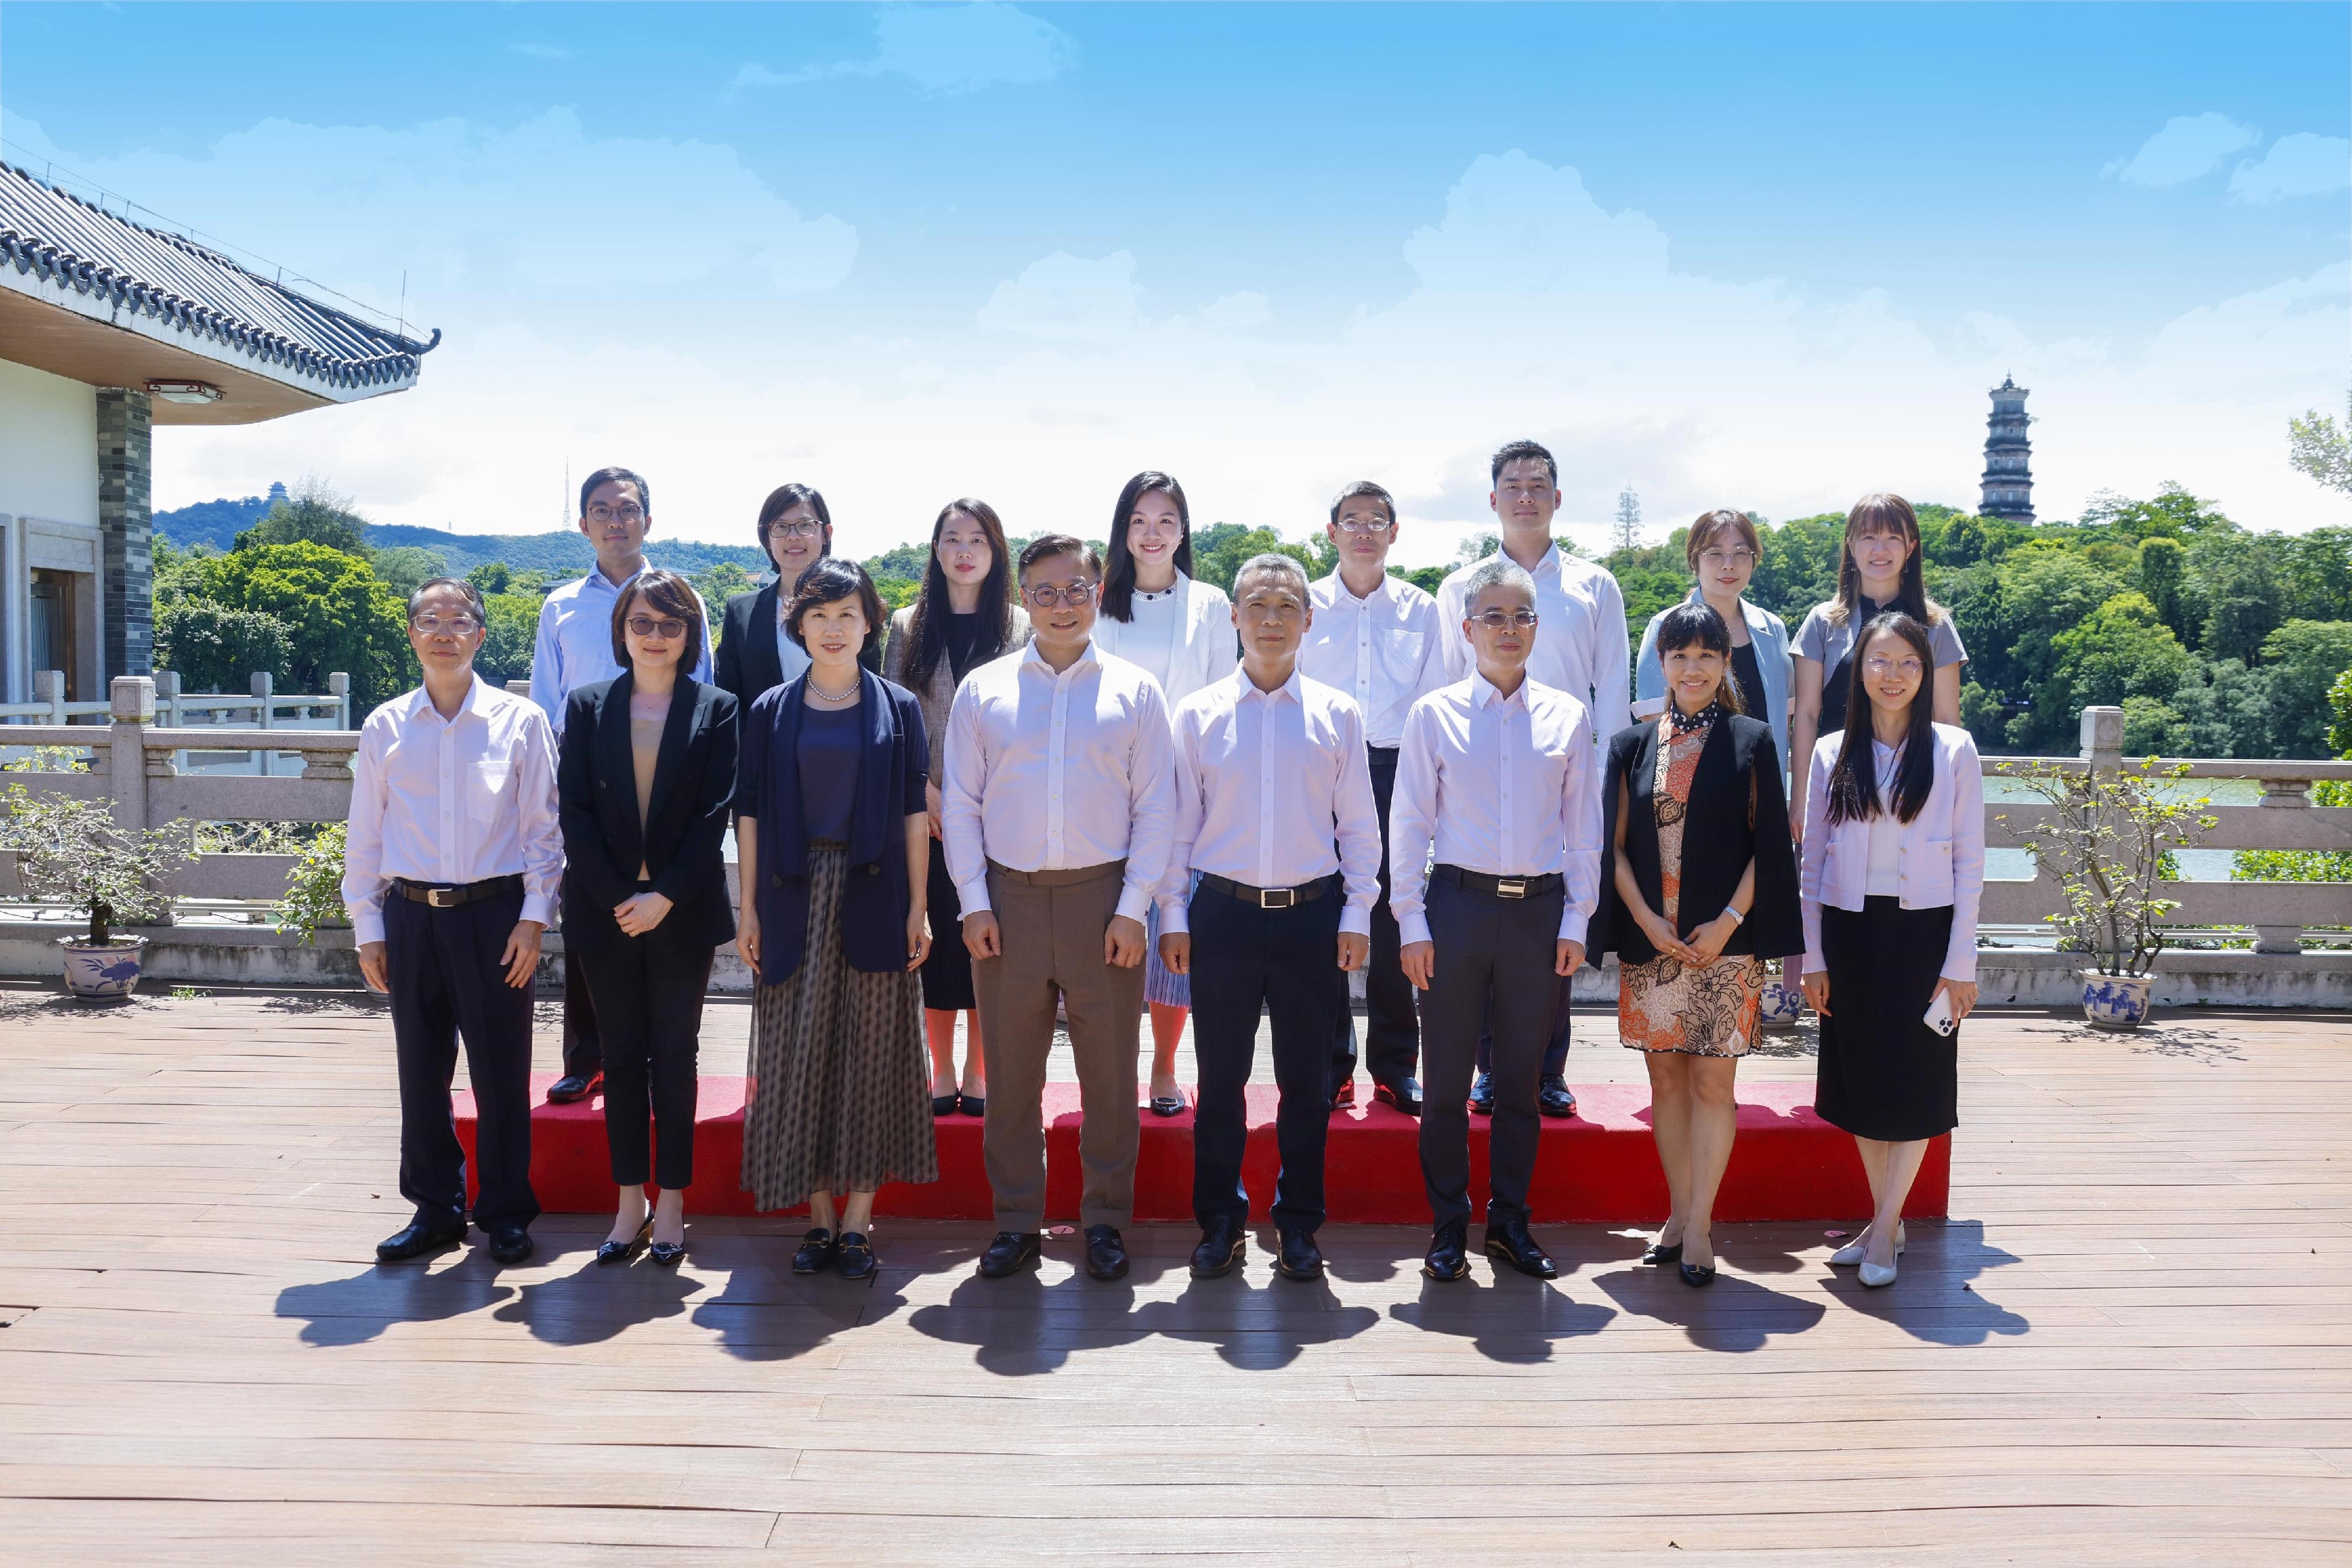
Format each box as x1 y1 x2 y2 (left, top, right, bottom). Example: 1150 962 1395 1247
1798 611 1984 1289
1090 470 1238 1115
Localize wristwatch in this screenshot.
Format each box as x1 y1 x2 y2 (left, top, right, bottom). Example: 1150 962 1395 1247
1723 905 1746 927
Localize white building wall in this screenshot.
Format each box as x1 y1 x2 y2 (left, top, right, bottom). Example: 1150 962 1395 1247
1 357 101 704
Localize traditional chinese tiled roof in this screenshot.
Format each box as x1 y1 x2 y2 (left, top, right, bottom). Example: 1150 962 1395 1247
0 159 437 392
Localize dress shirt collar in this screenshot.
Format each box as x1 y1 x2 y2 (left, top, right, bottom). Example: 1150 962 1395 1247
1329 570 1396 607
403 675 490 725
1229 665 1302 707
1021 638 1100 678
1468 668 1533 711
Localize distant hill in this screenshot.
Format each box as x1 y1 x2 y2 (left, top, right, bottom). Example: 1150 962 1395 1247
153 486 285 549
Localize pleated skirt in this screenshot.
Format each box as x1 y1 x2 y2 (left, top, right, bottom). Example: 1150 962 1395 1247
1813 896 1959 1141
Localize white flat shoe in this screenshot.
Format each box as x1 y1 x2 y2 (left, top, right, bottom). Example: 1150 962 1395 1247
1829 1222 1904 1266
1859 1258 1898 1289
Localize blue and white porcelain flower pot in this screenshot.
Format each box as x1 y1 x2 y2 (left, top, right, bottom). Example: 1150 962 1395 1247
1757 974 1805 1031
58 935 145 1001
2081 972 2151 1029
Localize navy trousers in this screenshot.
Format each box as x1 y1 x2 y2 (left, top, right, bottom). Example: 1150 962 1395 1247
560 948 601 1079
387 885 540 1231
1329 749 1420 1092
1189 882 1346 1236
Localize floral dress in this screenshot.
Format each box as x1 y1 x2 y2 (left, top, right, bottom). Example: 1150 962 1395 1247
1617 713 1768 1058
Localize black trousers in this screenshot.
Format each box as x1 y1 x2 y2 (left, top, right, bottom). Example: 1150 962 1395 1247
387 885 539 1230
1475 972 1574 1079
1330 748 1419 1092
580 907 716 1191
561 947 601 1079
1416 874 1564 1229
1190 882 1345 1235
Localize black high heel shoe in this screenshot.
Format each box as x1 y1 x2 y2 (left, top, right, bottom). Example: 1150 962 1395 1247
1641 1238 1683 1266
649 1237 686 1268
597 1213 653 1266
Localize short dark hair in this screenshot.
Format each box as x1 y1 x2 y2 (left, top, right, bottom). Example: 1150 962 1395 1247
609 568 704 671
755 482 833 564
783 557 886 660
1328 480 1396 527
580 466 650 519
1489 440 1558 487
1017 533 1102 581
1653 601 1745 716
407 576 487 624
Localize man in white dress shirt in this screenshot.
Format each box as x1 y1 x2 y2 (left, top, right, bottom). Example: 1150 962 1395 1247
1434 439 1629 1119
1299 480 1444 1118
1393 557 1603 1282
528 466 713 1105
1159 554 1382 1283
942 534 1176 1284
346 579 564 1267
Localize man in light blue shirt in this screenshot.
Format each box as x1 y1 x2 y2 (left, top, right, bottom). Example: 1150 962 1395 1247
528 466 714 1103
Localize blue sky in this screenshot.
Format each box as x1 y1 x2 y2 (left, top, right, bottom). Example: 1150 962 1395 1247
3 2 2344 559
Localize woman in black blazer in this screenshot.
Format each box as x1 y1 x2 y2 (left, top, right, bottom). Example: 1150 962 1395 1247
1591 602 1802 1287
714 483 878 708
558 569 739 1267
734 559 936 1281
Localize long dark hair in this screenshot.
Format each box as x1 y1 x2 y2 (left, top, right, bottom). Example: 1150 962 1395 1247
1825 611 1937 826
1100 470 1193 623
1653 601 1745 716
1829 492 1946 627
901 498 1015 691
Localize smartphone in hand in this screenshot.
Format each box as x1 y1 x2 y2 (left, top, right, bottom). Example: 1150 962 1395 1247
1923 988 1957 1037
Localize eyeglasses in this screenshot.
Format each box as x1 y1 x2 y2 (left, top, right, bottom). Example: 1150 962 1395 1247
766 520 824 540
586 503 645 525
1698 548 1756 570
1334 516 1394 535
409 613 481 635
1023 580 1098 609
1472 610 1539 631
627 615 689 640
1864 656 1925 678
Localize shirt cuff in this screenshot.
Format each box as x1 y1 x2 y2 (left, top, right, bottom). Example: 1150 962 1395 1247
1802 952 1825 977
1398 909 1432 948
1114 885 1153 925
1556 907 1591 945
1161 897 1191 935
957 878 992 916
520 894 556 928
1338 906 1371 940
351 907 386 947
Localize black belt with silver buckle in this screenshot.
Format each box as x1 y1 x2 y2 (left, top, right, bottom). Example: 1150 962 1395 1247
396 875 524 910
1197 872 1338 910
1433 864 1563 901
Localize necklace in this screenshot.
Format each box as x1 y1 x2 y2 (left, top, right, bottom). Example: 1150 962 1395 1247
807 673 858 703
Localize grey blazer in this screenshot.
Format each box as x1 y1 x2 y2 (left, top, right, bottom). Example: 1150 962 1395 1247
885 601 1033 757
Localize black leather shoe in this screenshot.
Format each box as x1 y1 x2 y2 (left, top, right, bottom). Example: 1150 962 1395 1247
1328 1078 1356 1112
597 1213 653 1265
649 1239 686 1268
836 1232 877 1281
1190 1217 1246 1278
546 1073 601 1104
1539 1075 1578 1118
957 1092 985 1118
1469 1071 1495 1115
1425 1219 1470 1281
1374 1076 1423 1116
1084 1224 1130 1281
1641 1238 1683 1267
375 1218 465 1263
978 1231 1041 1279
1678 1261 1716 1288
791 1228 837 1275
1275 1228 1324 1282
1483 1215 1557 1279
1148 1091 1187 1118
931 1093 958 1117
484 1223 534 1266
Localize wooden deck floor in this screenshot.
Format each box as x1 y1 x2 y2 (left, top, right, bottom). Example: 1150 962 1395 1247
0 984 2346 1564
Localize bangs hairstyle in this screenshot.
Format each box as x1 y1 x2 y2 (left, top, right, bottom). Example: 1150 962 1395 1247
902 498 1017 691
1489 439 1558 486
1101 470 1192 623
1017 533 1102 582
1653 601 1745 715
755 482 833 567
610 568 704 671
1824 611 1937 827
1328 480 1396 527
1685 509 1762 573
1830 492 1945 627
580 466 650 519
783 557 886 660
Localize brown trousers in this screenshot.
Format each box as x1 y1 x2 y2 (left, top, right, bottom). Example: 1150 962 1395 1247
973 860 1143 1232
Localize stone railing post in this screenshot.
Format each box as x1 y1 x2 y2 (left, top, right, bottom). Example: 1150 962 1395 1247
152 669 181 726
32 669 65 726
328 671 350 730
252 670 275 777
107 676 153 838
505 680 533 700
2253 773 2314 955
2080 705 2123 774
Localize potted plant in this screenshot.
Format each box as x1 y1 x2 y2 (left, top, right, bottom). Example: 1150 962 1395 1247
0 781 193 1001
1996 757 2217 1028
274 821 351 944
1756 960 1805 1031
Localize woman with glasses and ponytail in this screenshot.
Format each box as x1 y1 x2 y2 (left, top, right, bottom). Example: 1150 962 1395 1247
1798 611 1985 1289
1090 472 1237 1118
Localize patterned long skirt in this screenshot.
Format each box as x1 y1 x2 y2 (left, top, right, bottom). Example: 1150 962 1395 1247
740 844 936 1209
1618 952 1768 1058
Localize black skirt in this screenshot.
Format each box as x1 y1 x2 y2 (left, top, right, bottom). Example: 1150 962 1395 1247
1814 896 1958 1141
916 835 975 1014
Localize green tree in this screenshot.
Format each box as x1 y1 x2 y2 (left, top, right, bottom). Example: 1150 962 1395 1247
2187 534 2283 663
368 545 447 601
2288 393 2352 496
692 560 757 613
473 593 542 687
2167 658 2278 760
233 478 369 556
2134 536 2189 640
2257 620 2352 758
1188 523 1316 594
2333 666 2352 757
467 560 513 596
198 541 416 711
153 600 295 693
2047 592 2194 715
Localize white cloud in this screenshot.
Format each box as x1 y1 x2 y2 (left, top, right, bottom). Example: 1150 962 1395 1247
2230 132 2352 203
2104 112 2259 186
736 4 1075 97
977 250 1142 345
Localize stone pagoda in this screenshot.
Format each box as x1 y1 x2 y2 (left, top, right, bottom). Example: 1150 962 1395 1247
1979 375 2035 522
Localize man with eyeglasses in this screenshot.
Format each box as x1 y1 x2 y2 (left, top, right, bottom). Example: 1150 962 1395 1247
529 466 714 1104
347 577 563 1268
1392 557 1602 1283
1434 439 1629 1121
1299 480 1444 1119
941 535 1176 1285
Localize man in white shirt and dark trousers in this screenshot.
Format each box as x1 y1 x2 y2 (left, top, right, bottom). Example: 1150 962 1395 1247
1434 439 1629 1121
1160 554 1382 1283
348 578 565 1266
1394 557 1603 1282
943 535 1177 1283
1299 480 1444 1118
529 466 714 1105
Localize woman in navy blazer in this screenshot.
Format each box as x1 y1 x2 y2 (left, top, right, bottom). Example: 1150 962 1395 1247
557 570 739 1268
734 559 937 1281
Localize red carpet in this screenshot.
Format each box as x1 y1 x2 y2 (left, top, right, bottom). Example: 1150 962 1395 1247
456 1074 1950 1223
